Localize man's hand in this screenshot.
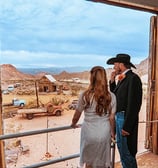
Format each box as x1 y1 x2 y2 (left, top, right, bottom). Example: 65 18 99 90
122 129 130 136
110 71 117 83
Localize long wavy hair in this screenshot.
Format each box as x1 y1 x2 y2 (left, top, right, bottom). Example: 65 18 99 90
83 66 111 116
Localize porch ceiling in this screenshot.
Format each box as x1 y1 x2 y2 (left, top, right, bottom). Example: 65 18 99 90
87 0 158 14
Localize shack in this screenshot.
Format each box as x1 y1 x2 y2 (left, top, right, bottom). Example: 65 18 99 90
38 75 59 92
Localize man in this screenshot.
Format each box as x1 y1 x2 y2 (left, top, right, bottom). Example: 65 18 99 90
106 53 142 168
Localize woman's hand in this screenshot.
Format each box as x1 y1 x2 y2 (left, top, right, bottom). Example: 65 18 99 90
70 123 81 128
111 132 116 140
70 123 77 128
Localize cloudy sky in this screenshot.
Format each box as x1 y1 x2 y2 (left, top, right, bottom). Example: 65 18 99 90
0 0 154 69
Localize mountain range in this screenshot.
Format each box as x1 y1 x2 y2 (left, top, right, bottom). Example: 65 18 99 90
1 57 148 82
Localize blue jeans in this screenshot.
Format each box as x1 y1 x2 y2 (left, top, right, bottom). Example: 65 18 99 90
115 112 137 168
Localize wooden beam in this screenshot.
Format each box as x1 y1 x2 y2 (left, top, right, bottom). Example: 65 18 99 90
87 0 158 14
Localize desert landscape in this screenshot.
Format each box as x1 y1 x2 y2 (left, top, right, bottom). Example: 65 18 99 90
2 93 147 168
1 59 149 168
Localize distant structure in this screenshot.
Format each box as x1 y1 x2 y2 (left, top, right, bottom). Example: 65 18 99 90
72 78 80 83
38 75 61 92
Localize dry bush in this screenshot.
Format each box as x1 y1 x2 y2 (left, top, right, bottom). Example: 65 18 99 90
50 97 65 105
25 99 45 108
70 84 86 96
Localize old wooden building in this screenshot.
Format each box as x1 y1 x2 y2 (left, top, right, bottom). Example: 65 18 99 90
38 75 58 92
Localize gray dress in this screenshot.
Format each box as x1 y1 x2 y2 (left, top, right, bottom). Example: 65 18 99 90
76 91 116 168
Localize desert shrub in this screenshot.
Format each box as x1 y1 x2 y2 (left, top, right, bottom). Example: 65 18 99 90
71 90 78 96
70 85 85 96
25 99 44 108
50 97 64 105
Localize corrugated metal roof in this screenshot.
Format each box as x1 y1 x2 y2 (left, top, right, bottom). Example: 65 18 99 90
45 75 56 83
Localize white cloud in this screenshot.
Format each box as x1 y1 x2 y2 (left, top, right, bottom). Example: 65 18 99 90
1 50 145 69
0 0 152 68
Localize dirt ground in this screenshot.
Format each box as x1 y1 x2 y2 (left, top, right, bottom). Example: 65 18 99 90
2 93 157 168
115 151 158 168
3 93 82 168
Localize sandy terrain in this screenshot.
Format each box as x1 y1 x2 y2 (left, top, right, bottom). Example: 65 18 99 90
2 93 147 168
4 110 82 168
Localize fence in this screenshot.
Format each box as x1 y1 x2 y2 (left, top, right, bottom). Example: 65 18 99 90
0 125 115 168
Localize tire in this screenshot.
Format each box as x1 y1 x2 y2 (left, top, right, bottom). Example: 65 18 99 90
55 110 61 116
26 113 34 120
19 103 25 108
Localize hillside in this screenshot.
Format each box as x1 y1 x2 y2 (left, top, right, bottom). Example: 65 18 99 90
1 58 148 82
135 57 148 76
1 64 34 81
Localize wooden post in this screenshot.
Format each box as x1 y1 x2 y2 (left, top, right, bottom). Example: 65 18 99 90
35 81 39 108
0 67 6 168
146 15 158 154
152 16 158 154
145 16 156 150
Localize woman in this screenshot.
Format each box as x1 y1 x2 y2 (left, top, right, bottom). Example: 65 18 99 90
71 66 116 168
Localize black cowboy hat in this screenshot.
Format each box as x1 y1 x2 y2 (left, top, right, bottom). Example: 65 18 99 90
106 53 136 69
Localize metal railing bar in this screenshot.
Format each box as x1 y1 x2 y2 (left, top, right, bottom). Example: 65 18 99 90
0 125 76 140
139 120 158 123
1 120 157 140
22 153 80 168
0 124 116 168
22 144 116 168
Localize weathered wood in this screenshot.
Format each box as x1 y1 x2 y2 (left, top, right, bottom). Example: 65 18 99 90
35 81 39 107
0 67 6 168
38 75 57 92
88 0 158 14
152 16 158 154
145 16 156 150
17 107 47 114
146 16 158 154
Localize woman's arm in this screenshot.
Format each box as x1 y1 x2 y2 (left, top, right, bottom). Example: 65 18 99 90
109 113 116 139
71 110 82 128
